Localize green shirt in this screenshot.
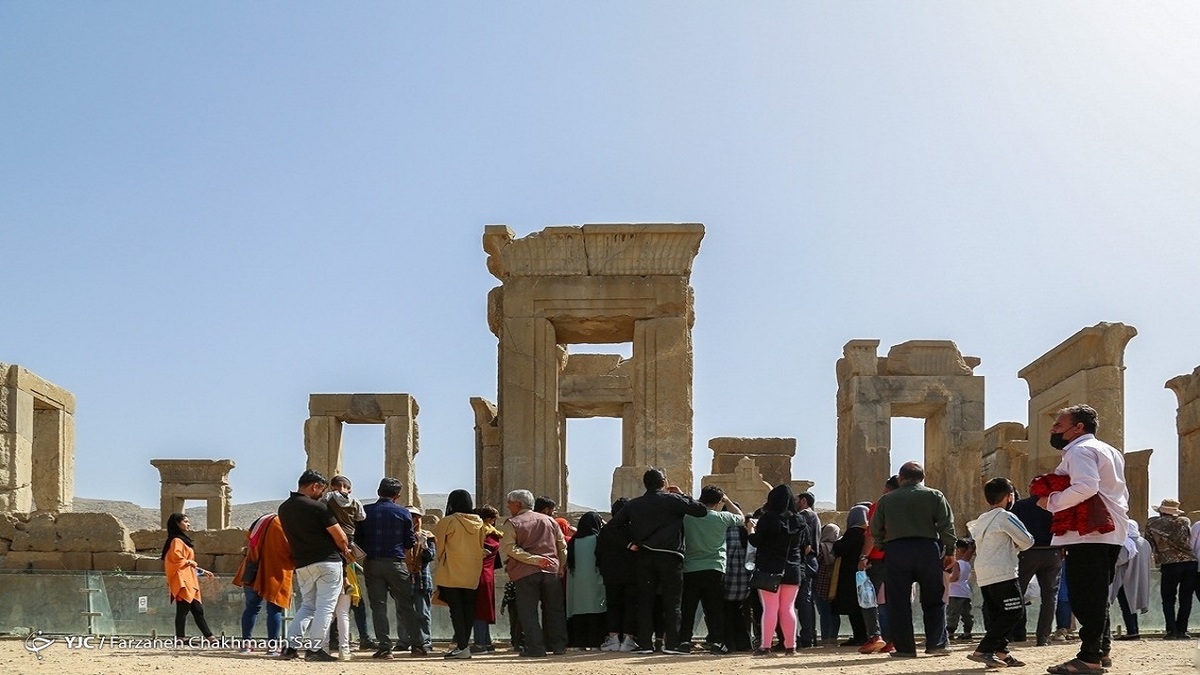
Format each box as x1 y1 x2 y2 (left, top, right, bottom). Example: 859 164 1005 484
682 510 745 574
869 482 956 551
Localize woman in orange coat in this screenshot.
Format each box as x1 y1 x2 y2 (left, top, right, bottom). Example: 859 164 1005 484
162 513 216 639
232 513 294 652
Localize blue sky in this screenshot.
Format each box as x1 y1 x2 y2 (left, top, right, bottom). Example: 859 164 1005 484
3 4 1198 516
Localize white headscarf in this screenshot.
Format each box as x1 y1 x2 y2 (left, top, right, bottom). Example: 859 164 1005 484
1122 519 1140 561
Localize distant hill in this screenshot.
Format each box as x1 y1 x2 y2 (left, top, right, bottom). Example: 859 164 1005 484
73 494 600 531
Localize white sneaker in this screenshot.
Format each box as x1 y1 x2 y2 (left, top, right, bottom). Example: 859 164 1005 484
619 637 637 652
600 635 621 652
338 648 351 661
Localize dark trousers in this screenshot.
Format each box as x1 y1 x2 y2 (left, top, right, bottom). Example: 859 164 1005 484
722 597 753 651
603 580 638 636
438 586 476 649
1063 543 1119 664
883 538 947 654
174 598 213 638
1013 547 1062 642
363 559 416 650
513 572 568 656
679 570 724 645
634 551 684 650
978 579 1023 654
795 566 816 646
1160 561 1197 636
1116 587 1139 635
947 596 974 635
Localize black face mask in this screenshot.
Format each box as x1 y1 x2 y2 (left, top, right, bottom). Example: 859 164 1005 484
1049 432 1068 450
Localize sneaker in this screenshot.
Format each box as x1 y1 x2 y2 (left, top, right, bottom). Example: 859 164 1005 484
237 646 253 655
1050 629 1068 642
338 649 352 661
784 648 796 656
410 646 428 656
633 646 656 654
1036 637 1050 647
305 649 338 662
858 637 886 654
925 646 952 656
882 642 896 654
1115 633 1141 641
618 637 637 652
265 649 282 657
444 647 471 659
888 651 918 658
752 647 771 656
966 652 1007 668
359 638 378 651
278 647 299 660
469 644 495 653
709 642 729 655
600 635 621 652
372 647 394 659
663 644 690 655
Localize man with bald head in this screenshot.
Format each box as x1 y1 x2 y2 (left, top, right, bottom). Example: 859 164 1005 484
869 461 956 659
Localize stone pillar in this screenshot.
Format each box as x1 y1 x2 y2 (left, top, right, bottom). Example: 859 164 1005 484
1018 322 1137 476
835 340 889 511
499 317 563 505
304 416 343 479
384 407 418 506
632 317 694 493
1124 448 1153 528
1166 367 1200 512
471 397 503 511
150 459 236 529
32 408 74 512
0 384 35 512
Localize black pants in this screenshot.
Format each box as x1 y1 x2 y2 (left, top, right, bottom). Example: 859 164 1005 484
722 597 752 651
947 597 974 634
635 551 684 650
438 586 476 649
603 580 638 636
174 599 213 638
978 579 1023 654
1116 586 1139 635
679 570 724 645
1160 561 1197 636
1014 547 1062 642
513 572 568 656
883 538 947 654
364 559 417 650
795 559 817 646
1063 543 1119 663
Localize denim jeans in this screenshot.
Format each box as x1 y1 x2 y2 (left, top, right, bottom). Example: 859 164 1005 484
287 560 342 652
413 587 433 648
241 588 284 641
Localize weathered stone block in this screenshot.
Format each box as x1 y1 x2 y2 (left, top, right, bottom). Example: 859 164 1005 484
11 512 57 551
709 437 796 457
212 554 244 574
191 529 247 556
131 528 166 552
135 555 165 572
93 551 142 572
884 340 975 376
1 551 63 570
54 512 133 553
60 551 92 570
194 553 215 570
0 512 18 540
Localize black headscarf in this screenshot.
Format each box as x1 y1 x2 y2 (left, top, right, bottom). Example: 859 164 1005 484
762 484 804 535
567 511 604 571
160 512 193 560
446 489 474 516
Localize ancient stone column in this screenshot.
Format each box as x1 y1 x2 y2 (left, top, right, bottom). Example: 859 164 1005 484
304 415 343 479
1166 367 1200 512
499 317 563 505
384 415 416 504
471 397 503 511
1123 448 1153 528
1 364 76 513
0 383 35 513
631 316 694 493
32 408 74 512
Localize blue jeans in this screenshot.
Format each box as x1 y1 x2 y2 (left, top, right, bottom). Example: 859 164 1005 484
814 595 840 642
241 588 284 641
413 587 433 648
473 619 493 645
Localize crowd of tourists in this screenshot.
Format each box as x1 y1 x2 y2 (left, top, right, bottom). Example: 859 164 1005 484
159 404 1199 672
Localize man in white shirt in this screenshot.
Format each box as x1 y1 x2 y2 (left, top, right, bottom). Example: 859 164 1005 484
1036 404 1129 675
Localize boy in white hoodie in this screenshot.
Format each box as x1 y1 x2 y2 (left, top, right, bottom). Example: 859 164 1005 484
966 477 1034 669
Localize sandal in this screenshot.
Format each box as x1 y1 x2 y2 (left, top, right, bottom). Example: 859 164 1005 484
1003 655 1026 667
1046 658 1105 674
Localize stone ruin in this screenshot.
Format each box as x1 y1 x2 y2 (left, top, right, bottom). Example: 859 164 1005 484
2 225 1198 570
475 224 704 508
304 393 422 509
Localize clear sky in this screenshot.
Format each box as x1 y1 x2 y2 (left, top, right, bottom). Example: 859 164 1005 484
3 4 1198 517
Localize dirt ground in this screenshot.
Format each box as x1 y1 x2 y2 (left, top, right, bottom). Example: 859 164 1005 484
4 636 1197 675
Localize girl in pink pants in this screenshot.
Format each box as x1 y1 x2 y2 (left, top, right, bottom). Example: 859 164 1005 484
748 483 807 656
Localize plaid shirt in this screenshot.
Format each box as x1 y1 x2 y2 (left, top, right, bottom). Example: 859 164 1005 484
723 525 751 601
411 530 436 591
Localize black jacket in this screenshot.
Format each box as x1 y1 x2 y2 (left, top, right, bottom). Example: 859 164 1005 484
595 522 636 584
610 489 707 557
748 484 806 585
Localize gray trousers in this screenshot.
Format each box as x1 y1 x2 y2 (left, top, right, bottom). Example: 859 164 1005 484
1015 547 1063 642
363 558 417 650
513 572 568 655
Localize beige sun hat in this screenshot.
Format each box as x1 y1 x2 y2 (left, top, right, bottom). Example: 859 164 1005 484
1153 498 1182 515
